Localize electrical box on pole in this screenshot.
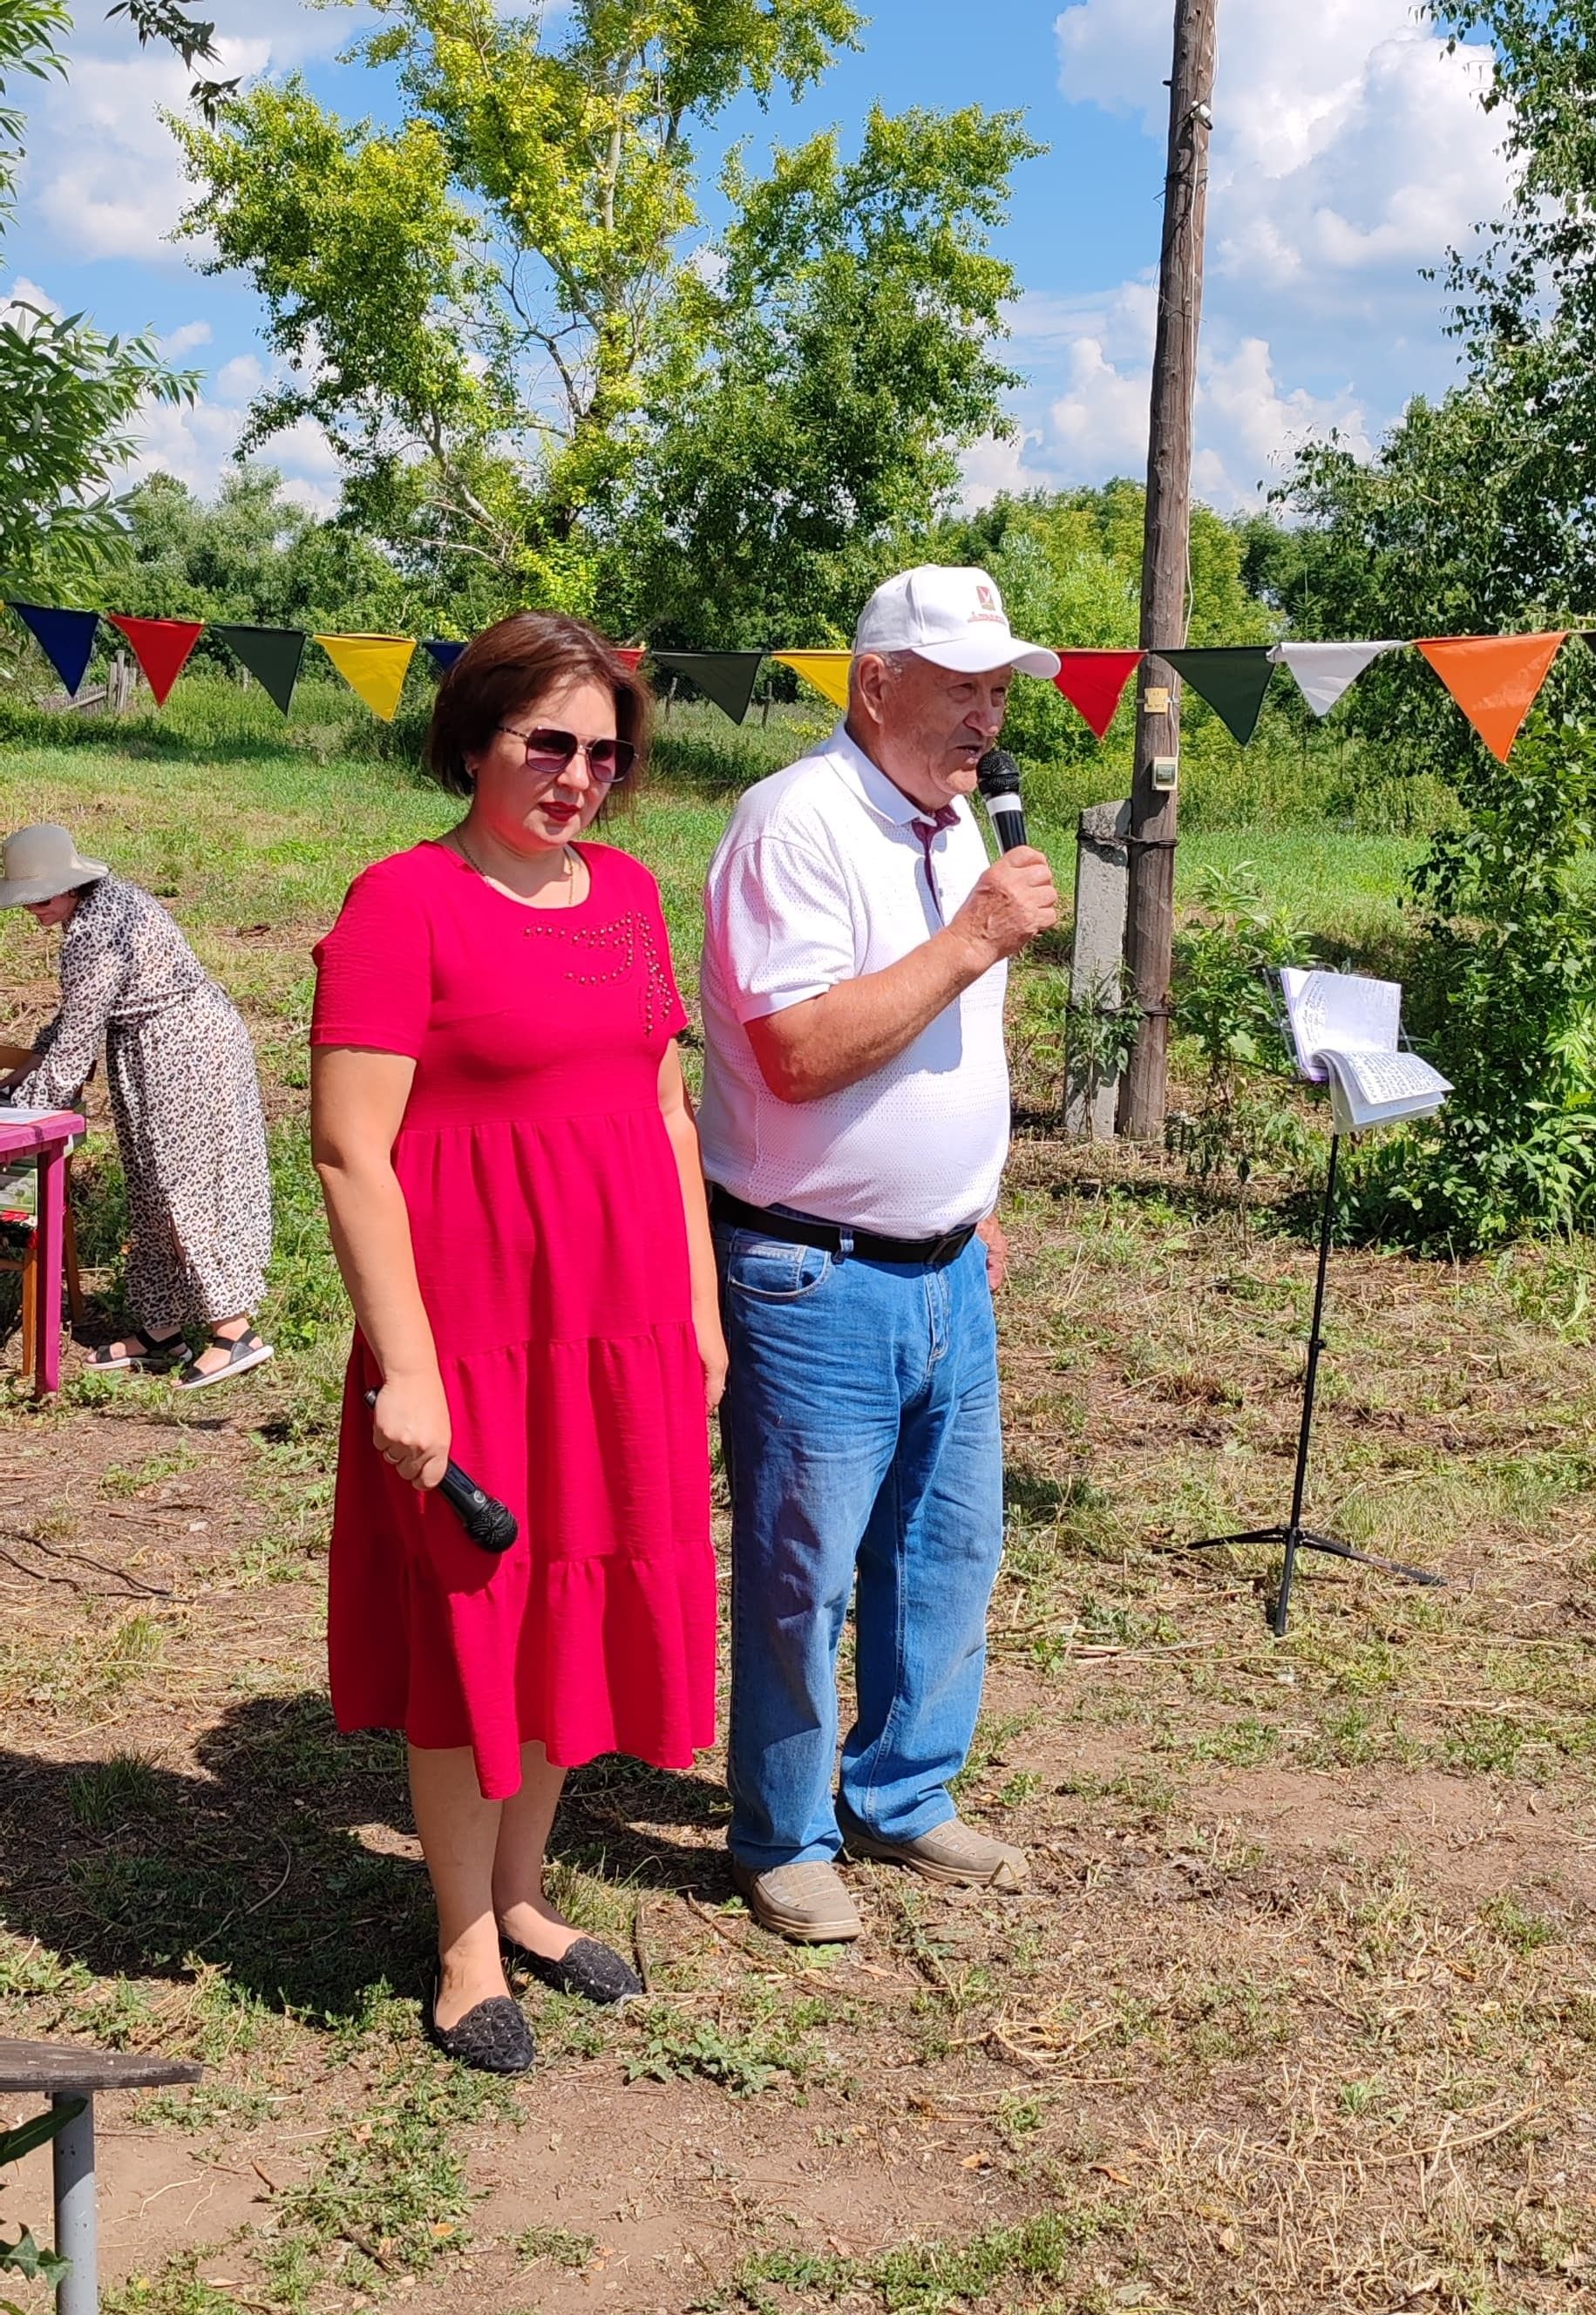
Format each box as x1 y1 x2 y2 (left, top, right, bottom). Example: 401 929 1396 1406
1117 0 1220 1140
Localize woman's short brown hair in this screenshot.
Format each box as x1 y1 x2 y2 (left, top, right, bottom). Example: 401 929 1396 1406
423 613 653 801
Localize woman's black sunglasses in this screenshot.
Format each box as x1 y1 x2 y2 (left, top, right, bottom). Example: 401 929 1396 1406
498 725 635 784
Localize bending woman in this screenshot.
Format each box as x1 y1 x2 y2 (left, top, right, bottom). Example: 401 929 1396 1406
0 822 273 1388
310 613 723 2076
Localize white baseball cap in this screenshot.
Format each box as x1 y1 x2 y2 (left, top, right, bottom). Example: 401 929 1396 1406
852 565 1060 679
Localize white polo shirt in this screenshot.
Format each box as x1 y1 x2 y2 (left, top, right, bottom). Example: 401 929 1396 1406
698 723 1009 1237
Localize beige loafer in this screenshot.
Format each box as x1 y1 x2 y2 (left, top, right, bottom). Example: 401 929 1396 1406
731 1858 863 1944
839 1809 1029 1891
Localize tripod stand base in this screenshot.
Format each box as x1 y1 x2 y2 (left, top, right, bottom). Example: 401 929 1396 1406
1192 1524 1444 1637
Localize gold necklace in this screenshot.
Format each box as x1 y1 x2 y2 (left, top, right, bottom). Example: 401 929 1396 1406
452 828 575 906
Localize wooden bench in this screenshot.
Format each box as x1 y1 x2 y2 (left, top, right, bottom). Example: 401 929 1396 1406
0 2039 201 2315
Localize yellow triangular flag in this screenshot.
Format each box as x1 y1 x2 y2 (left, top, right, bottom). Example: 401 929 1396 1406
316 633 418 723
773 650 852 711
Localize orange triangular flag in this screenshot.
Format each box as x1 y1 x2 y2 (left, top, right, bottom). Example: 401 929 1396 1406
105 613 205 708
1414 633 1569 762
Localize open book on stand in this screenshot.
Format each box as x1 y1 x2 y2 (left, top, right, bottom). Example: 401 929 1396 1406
1280 968 1451 1134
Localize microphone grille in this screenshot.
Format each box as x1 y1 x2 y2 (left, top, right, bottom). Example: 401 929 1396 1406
976 748 1022 800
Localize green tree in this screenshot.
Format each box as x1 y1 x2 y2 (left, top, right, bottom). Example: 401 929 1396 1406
1349 710 1596 1249
171 0 1036 632
120 466 414 635
617 102 1036 643
0 0 212 594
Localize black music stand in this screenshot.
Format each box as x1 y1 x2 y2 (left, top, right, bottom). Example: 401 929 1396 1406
1190 1129 1445 1635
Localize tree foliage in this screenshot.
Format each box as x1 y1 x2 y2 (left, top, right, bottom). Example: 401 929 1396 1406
171 0 1035 635
1272 6 1596 1246
1350 711 1596 1249
0 0 225 594
120 466 415 635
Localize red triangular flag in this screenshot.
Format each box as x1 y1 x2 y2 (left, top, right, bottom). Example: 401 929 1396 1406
105 613 205 708
1414 633 1568 763
616 648 645 673
1054 649 1143 741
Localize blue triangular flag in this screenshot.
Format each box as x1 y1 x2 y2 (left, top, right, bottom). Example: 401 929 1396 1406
424 639 465 675
9 601 99 696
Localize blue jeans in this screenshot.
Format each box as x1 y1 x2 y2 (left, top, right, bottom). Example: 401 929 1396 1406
715 1225 1004 1870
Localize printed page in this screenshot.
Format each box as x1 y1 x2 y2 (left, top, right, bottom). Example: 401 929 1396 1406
0 1106 62 1124
1335 1050 1450 1107
1280 968 1402 1082
1324 1048 1451 1133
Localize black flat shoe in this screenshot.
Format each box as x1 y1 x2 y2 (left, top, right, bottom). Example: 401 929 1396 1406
502 1934 644 2006
424 1970 535 2074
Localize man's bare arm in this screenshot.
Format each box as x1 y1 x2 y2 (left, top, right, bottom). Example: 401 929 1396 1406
746 848 1058 1104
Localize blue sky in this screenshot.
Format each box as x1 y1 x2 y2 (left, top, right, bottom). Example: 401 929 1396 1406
3 3 1511 514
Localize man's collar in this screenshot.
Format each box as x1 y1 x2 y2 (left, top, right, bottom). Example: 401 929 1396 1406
824 721 954 830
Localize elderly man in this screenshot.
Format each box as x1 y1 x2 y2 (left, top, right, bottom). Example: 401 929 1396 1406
698 565 1060 1943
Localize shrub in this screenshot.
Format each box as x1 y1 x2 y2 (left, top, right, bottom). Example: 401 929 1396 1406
1350 711 1596 1250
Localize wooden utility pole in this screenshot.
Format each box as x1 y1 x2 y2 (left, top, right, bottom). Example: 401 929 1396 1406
1117 0 1219 1139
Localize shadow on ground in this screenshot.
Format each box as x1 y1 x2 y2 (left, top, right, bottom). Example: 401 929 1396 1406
0 1693 730 2023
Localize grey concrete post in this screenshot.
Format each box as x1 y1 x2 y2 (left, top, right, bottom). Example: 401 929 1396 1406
1065 800 1133 1140
52 2092 97 2315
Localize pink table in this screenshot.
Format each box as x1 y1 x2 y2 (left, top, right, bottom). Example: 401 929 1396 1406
0 1109 84 1396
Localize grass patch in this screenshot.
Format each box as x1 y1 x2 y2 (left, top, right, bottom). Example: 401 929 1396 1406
705 2201 1138 2312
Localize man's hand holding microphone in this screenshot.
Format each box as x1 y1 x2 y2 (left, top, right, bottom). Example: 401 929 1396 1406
950 747 1058 970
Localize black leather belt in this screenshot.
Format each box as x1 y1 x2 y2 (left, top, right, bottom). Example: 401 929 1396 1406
710 1186 976 1268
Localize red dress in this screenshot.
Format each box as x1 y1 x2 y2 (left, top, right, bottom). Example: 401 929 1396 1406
311 840 716 1799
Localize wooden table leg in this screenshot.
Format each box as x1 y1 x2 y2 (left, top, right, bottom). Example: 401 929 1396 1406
31 1140 66 1397
51 2089 98 2315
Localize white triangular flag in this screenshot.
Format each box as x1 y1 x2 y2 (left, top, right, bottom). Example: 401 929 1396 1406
1270 640 1405 717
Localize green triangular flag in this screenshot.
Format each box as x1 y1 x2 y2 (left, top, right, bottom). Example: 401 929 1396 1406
651 650 765 726
1162 648 1276 746
212 624 308 716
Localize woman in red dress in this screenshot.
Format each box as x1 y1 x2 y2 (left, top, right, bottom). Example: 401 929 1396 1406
310 615 724 2073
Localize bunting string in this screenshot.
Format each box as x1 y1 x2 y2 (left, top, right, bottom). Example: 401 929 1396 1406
0 601 1580 761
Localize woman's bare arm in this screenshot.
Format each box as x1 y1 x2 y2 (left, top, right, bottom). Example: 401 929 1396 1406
657 1040 728 1412
311 1044 449 1488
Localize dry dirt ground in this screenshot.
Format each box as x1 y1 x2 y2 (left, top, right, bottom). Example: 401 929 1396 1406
1 1135 1593 2315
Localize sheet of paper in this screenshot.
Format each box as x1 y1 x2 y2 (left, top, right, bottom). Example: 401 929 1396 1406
1335 1050 1450 1106
1280 968 1402 1081
0 1106 63 1125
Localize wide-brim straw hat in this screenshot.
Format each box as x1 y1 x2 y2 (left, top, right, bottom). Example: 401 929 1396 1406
0 822 111 907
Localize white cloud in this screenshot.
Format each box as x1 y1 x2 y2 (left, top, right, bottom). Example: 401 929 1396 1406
214 352 269 404
25 5 364 268
123 386 340 513
33 43 264 267
970 281 1373 512
160 320 212 356
1 274 62 327
960 430 1047 510
1036 0 1511 502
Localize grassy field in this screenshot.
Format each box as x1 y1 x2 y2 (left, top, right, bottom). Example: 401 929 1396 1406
0 687 1591 2315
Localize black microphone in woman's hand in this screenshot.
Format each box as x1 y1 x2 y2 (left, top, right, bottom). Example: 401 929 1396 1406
976 748 1028 853
363 1390 519 1552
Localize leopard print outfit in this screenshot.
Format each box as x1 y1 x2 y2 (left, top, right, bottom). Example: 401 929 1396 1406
14 873 272 1332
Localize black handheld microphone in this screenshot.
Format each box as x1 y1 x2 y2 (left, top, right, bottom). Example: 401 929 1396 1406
976 748 1028 853
363 1389 519 1553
